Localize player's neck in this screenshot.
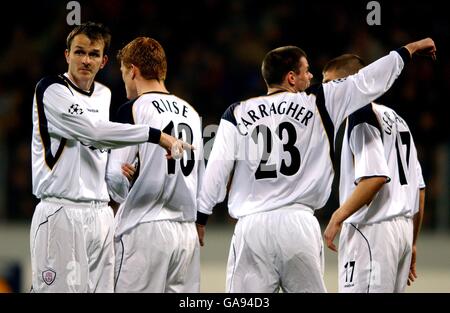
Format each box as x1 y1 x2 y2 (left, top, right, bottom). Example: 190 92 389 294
66 72 94 92
137 79 168 95
267 84 297 95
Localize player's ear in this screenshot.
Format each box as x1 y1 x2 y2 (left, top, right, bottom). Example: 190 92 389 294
65 49 70 64
100 54 108 69
131 64 137 80
287 71 296 86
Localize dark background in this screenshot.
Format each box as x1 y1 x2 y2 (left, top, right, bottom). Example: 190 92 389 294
0 0 448 230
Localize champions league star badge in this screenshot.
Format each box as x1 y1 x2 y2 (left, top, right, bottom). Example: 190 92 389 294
42 269 56 285
68 103 84 115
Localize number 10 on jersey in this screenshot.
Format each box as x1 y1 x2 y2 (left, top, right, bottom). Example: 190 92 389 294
163 121 195 176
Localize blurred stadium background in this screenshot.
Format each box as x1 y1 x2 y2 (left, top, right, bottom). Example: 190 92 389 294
0 0 448 292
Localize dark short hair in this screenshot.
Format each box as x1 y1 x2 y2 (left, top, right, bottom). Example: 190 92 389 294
322 54 365 76
117 37 167 81
261 46 307 86
66 21 111 54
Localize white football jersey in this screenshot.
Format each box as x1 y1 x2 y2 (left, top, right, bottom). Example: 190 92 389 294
199 49 410 219
340 103 425 224
32 73 157 202
106 92 204 237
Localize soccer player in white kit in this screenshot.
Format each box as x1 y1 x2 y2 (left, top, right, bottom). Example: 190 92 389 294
106 37 204 292
30 23 190 293
196 38 435 293
322 54 427 293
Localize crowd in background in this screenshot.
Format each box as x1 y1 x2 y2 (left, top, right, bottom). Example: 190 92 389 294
0 0 448 229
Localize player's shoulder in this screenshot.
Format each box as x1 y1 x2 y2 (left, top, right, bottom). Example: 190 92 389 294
372 102 392 114
305 83 325 96
221 92 275 125
172 94 201 118
374 103 408 123
348 103 382 138
373 102 402 119
304 83 327 104
221 101 242 126
113 98 137 124
131 91 164 111
93 80 111 96
35 74 70 93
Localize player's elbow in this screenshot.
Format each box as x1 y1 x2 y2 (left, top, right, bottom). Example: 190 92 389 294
369 176 388 192
360 176 388 192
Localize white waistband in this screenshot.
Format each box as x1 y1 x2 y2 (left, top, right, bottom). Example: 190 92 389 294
277 203 314 214
41 197 109 208
240 203 314 219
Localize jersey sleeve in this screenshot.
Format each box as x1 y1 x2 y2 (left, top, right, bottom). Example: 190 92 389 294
349 123 391 185
323 48 410 127
105 145 139 203
197 117 238 224
196 140 206 208
40 81 160 149
416 161 426 189
408 130 426 189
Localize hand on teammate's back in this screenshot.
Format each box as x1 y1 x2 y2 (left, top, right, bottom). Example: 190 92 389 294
121 163 136 182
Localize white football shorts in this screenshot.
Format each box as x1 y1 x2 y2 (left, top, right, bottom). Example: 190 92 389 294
338 215 413 293
30 198 115 292
114 220 200 292
226 205 326 293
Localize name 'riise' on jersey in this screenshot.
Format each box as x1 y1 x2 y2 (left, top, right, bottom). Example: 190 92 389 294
109 92 204 238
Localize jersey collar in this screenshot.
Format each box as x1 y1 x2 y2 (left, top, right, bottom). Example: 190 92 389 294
141 91 171 95
266 90 287 96
61 74 95 97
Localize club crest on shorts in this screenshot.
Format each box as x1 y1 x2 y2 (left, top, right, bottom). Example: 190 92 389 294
42 269 56 285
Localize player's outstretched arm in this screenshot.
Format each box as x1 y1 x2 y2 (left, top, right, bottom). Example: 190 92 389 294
323 37 437 127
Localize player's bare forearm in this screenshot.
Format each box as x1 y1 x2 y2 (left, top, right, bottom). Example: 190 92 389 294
323 220 340 252
408 245 418 286
196 223 205 247
404 38 436 60
324 176 386 252
335 176 387 223
408 189 424 286
413 188 426 245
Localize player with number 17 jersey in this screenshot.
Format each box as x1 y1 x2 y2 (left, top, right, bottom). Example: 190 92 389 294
340 103 425 225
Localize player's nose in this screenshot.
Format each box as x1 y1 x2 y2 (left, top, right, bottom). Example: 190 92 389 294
82 54 90 64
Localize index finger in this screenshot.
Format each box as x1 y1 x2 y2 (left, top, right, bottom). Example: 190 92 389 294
182 142 195 151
